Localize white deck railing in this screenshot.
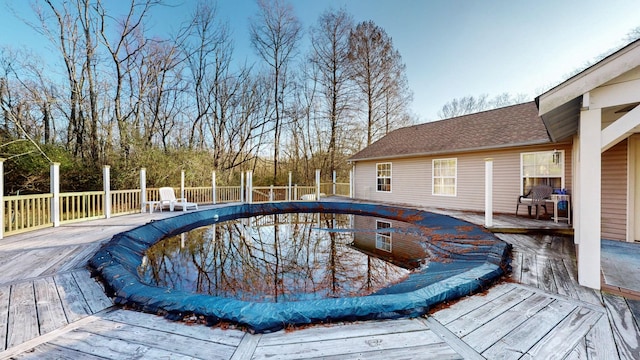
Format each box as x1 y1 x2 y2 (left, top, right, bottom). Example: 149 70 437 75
0 161 352 238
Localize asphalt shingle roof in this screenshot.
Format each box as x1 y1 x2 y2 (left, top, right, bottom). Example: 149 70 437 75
349 101 551 161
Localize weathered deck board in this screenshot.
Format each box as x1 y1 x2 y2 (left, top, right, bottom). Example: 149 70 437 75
445 287 533 337
83 318 238 359
602 293 640 359
430 282 513 325
47 329 197 360
54 272 92 323
481 298 576 359
252 327 455 360
0 284 9 351
71 270 112 313
258 319 426 346
585 315 619 360
103 309 245 346
461 292 554 353
10 343 108 359
6 282 39 349
33 277 68 335
525 307 603 359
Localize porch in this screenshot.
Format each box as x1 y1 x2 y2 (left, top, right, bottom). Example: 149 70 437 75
0 201 638 359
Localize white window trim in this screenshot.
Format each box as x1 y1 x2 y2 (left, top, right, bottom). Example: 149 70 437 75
520 150 565 195
376 162 392 193
432 158 457 197
375 220 392 252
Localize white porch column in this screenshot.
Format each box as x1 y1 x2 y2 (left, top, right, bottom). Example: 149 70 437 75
349 168 353 198
103 165 111 219
140 168 147 213
315 169 321 200
485 158 493 228
51 162 60 227
578 108 602 289
212 171 217 205
0 158 4 239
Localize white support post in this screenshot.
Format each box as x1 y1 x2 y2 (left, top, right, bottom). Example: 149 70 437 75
269 185 274 202
103 165 111 219
349 168 353 198
0 158 4 240
332 170 336 195
51 162 60 227
485 158 493 228
294 184 298 201
140 168 147 213
288 172 292 201
240 172 245 203
212 170 217 205
578 108 602 290
181 170 185 200
315 169 321 200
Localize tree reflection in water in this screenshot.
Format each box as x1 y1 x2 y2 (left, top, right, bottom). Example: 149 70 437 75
139 213 415 302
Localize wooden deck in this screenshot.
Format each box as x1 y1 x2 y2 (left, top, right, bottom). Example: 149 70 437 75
1 204 639 359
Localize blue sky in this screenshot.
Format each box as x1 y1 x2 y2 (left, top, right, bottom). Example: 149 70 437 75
1 0 639 121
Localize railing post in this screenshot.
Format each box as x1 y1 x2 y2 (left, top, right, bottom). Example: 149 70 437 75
269 185 274 202
240 172 245 203
485 158 493 228
103 165 111 219
247 170 253 203
288 171 292 201
332 170 336 195
0 158 4 239
294 184 298 201
51 162 60 227
349 168 353 198
212 170 217 205
140 168 146 213
315 169 320 200
181 170 185 200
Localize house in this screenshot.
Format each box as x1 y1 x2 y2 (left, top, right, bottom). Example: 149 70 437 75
349 38 640 290
349 101 572 218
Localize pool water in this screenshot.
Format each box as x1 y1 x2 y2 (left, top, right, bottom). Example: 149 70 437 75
140 213 428 302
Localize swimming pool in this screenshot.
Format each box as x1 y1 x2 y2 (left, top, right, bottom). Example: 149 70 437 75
89 201 510 333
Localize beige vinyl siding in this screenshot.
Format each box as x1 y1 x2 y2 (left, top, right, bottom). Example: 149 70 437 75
601 140 627 241
353 143 573 214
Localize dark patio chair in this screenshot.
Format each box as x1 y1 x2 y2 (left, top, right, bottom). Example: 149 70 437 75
516 185 553 219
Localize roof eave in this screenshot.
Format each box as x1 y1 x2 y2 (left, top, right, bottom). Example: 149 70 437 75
348 139 554 163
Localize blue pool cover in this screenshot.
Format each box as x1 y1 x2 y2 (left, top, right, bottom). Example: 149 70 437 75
88 201 511 333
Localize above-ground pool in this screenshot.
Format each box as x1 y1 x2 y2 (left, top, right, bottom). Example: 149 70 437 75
89 201 511 333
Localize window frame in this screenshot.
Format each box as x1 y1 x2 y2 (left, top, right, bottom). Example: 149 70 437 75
375 220 392 252
376 162 392 193
432 158 457 196
520 150 565 195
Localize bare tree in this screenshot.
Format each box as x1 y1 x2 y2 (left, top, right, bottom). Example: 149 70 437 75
437 93 528 119
250 0 302 182
96 0 158 161
309 8 354 175
348 20 411 146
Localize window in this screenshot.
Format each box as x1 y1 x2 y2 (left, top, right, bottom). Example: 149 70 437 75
433 158 457 196
376 163 392 192
521 150 564 193
376 220 392 252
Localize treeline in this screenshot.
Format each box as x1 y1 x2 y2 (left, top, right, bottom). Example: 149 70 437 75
0 0 413 193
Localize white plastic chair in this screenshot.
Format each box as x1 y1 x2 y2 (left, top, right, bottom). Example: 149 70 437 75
159 187 198 212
